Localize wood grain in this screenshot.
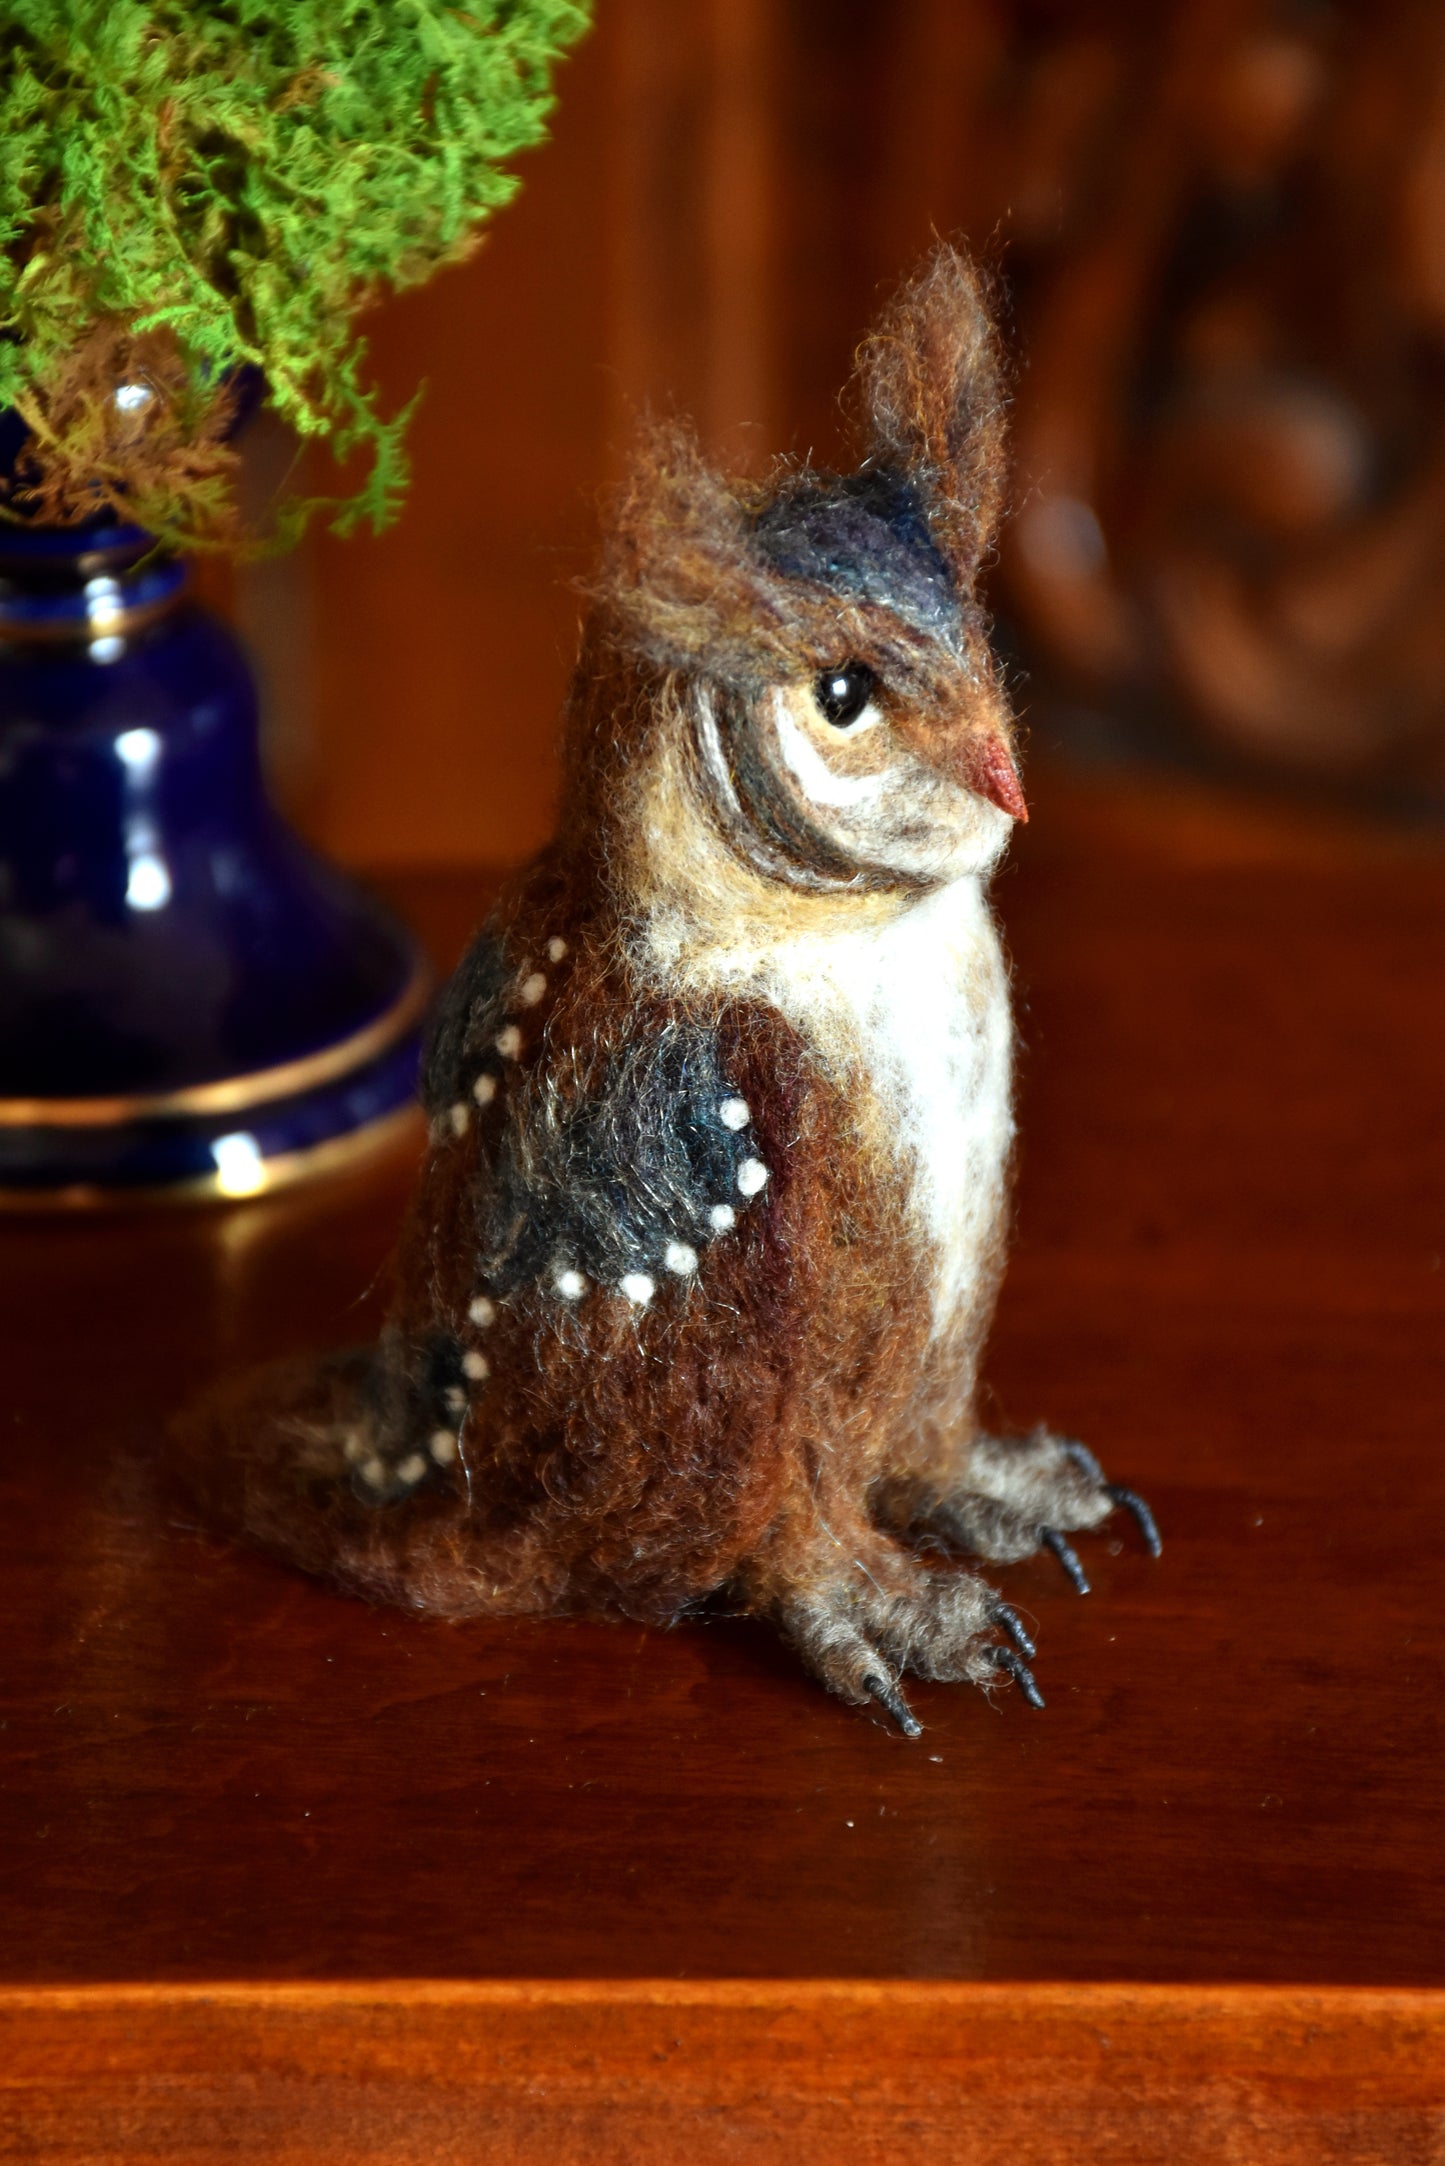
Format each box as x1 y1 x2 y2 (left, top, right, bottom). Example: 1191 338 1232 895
3 1983 1443 2164
0 769 1441 2150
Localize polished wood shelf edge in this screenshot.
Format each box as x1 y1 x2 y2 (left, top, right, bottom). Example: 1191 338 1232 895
4 1981 1442 2166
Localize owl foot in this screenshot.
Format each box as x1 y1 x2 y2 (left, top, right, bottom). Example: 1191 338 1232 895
1040 1441 1160 1594
1052 1441 1160 1562
990 1597 1036 1657
774 1563 1044 1738
1040 1524 1092 1595
863 1672 924 1740
878 1430 1161 1589
991 1644 1047 1710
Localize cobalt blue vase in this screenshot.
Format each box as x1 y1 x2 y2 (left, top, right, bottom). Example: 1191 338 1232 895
0 514 427 1203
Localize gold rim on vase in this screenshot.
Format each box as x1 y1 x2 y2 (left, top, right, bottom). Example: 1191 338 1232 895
0 1101 425 1212
0 961 432 1129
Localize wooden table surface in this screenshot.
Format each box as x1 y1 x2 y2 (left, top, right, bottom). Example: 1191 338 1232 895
3 767 1443 2162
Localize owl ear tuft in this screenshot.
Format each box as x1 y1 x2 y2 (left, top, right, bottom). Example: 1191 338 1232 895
853 244 1007 588
590 419 800 685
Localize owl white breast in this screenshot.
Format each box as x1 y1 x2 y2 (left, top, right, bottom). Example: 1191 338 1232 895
639 856 1014 1339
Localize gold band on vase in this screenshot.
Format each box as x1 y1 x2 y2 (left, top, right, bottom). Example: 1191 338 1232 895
0 961 432 1129
0 1100 425 1212
0 569 192 645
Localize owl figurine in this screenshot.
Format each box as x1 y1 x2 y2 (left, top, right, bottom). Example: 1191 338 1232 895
201 246 1157 1736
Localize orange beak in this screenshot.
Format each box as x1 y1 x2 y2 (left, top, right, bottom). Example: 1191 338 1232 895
962 732 1028 823
895 710 1029 823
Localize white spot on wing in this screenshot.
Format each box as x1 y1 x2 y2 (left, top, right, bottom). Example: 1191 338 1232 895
619 1272 655 1306
397 1452 427 1485
473 1073 497 1106
429 1430 458 1466
554 1268 586 1300
547 936 567 962
737 1158 769 1197
468 1296 496 1327
495 1025 522 1059
709 1203 736 1231
449 1102 470 1136
664 1242 698 1275
719 1096 750 1131
519 972 547 1006
462 1350 489 1381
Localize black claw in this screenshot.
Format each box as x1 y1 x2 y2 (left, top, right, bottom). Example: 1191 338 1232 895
1060 1438 1106 1484
1109 1484 1162 1558
1041 1526 1091 1596
991 1646 1046 1710
863 1671 922 1739
991 1599 1037 1660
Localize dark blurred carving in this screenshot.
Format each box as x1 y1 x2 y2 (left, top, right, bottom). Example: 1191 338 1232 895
967 0 1445 789
276 0 1445 863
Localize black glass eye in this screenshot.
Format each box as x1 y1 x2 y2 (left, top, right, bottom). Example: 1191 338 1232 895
814 662 877 728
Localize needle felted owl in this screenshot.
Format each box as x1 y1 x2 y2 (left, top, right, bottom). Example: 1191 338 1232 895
198 246 1157 1735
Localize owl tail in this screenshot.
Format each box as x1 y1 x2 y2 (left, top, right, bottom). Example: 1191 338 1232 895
174 1335 484 1613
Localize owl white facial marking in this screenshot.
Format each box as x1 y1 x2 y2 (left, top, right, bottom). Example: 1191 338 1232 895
719 1096 751 1130
669 673 1012 906
462 1350 489 1380
449 1102 471 1137
429 1430 459 1466
519 973 547 1006
774 692 890 809
710 1203 737 1231
619 1272 656 1306
737 1158 769 1197
495 1026 522 1059
664 1241 698 1275
554 1267 587 1299
468 1295 496 1327
473 1073 497 1106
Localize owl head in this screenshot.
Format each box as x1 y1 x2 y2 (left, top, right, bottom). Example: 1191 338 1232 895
577 245 1022 902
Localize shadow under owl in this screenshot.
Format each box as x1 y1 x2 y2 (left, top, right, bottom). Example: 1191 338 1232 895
182 247 1158 1737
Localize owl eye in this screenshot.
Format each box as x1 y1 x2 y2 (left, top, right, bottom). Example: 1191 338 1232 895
814 662 878 729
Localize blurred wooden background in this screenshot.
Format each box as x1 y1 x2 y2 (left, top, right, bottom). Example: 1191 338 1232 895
236 0 1445 873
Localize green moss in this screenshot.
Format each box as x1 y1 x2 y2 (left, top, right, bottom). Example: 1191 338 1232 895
0 0 590 545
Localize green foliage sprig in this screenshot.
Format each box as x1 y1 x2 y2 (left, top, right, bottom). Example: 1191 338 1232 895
0 0 589 546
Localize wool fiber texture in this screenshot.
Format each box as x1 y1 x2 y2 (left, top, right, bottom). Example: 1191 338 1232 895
183 246 1156 1732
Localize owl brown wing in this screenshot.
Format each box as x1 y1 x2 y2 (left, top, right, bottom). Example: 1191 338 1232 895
353 954 773 1506
468 1015 767 1303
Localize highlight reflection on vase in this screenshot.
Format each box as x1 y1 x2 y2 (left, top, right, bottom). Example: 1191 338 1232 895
0 514 427 1203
